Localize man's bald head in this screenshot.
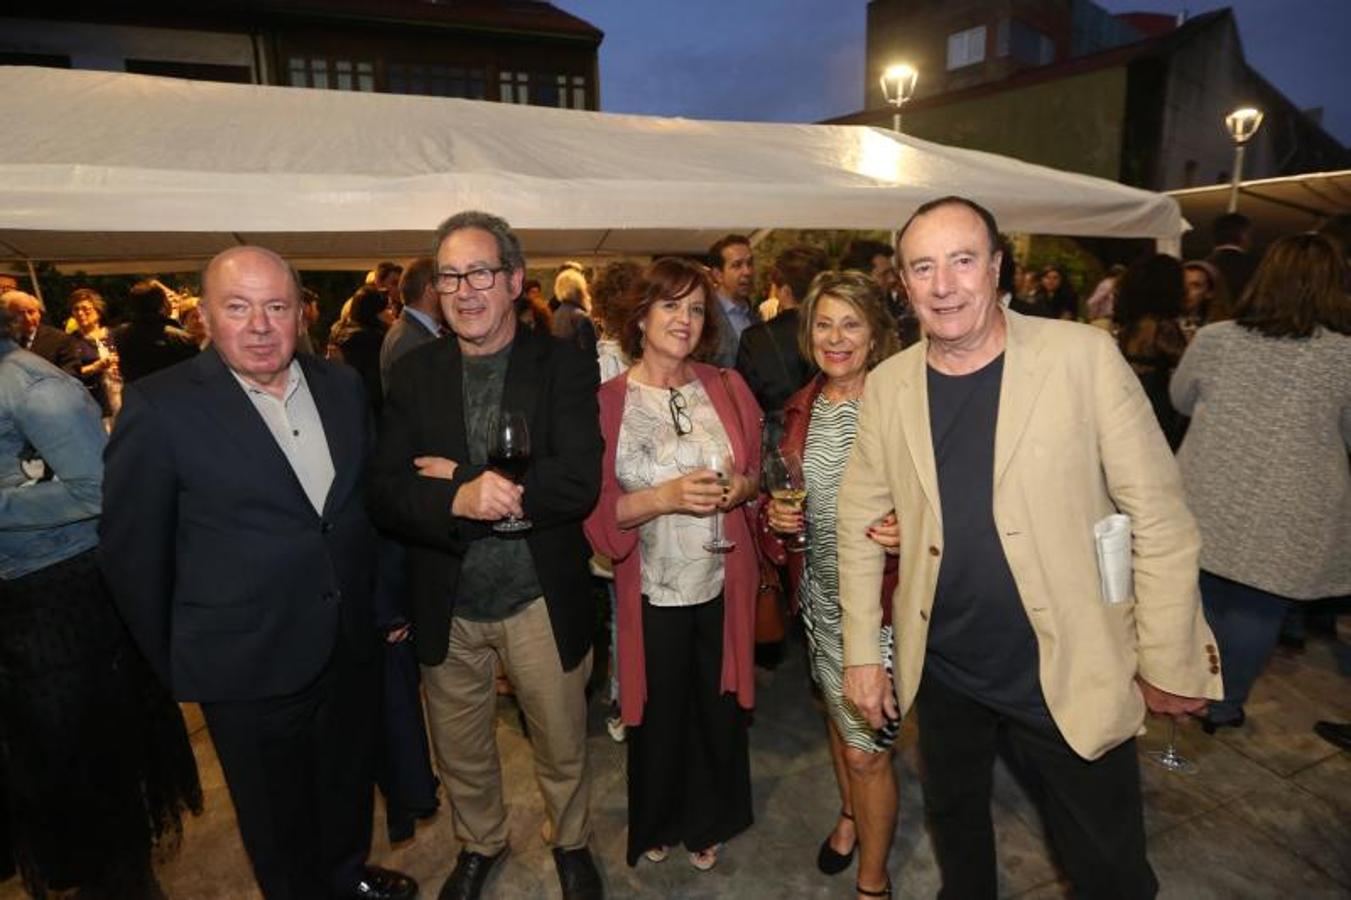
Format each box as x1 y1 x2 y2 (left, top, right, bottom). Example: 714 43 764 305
201 246 301 307
198 246 304 395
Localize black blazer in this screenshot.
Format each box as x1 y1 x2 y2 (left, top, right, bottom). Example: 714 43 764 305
28 323 81 377
370 327 602 672
734 307 813 417
100 349 379 702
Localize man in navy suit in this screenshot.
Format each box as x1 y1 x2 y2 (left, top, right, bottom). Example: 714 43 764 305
101 246 415 900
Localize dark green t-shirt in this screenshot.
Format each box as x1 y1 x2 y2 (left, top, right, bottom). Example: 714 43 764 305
454 344 543 621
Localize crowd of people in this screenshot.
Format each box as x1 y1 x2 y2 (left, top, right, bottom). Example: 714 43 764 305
0 197 1347 900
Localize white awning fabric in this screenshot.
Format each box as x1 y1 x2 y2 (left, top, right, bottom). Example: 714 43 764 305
0 67 1185 271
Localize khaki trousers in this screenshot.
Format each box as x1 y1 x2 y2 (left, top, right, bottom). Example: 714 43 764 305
422 597 592 855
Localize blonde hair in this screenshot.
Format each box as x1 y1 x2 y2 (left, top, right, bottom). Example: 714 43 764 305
554 268 590 309
796 270 899 369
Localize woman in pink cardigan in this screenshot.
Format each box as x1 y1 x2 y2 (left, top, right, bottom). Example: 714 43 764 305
584 257 763 873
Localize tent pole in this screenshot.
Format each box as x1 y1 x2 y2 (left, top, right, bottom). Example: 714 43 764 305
24 259 42 305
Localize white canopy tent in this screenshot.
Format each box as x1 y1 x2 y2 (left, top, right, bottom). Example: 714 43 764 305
0 66 1184 274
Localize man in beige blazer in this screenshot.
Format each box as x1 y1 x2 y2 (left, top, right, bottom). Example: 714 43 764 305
838 196 1221 899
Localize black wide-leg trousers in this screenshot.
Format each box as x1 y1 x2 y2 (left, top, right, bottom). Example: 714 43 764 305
625 596 752 866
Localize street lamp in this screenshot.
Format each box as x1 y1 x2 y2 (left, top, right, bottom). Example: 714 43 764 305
1224 106 1263 213
879 63 919 133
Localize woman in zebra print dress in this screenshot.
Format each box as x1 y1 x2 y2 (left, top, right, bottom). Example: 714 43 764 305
762 271 901 900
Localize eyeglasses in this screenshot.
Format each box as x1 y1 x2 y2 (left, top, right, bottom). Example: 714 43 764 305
668 387 692 437
434 266 507 294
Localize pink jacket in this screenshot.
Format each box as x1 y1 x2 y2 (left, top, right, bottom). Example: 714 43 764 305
585 364 764 726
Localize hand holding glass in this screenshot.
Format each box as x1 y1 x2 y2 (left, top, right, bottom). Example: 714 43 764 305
489 409 532 533
702 449 736 553
763 450 808 553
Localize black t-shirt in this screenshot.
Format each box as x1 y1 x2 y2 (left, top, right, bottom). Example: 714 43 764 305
924 353 1048 720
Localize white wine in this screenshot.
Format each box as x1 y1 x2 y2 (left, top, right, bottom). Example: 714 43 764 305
771 488 807 510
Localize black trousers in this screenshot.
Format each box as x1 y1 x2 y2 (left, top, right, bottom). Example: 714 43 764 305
915 674 1157 900
626 596 752 866
202 634 378 900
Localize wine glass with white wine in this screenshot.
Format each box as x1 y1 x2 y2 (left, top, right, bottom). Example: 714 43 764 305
763 449 808 553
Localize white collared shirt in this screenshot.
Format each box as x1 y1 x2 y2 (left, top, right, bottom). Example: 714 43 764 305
230 359 335 515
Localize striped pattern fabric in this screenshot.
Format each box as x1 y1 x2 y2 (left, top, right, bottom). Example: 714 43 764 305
801 394 899 752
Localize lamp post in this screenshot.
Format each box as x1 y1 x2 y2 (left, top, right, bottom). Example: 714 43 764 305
1224 106 1263 213
879 63 918 133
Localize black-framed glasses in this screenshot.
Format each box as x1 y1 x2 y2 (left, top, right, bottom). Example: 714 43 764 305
668 387 692 437
434 266 506 294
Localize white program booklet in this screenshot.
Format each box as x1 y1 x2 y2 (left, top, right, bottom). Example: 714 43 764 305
1093 513 1133 605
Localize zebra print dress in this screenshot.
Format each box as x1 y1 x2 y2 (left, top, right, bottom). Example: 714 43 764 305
801 394 900 752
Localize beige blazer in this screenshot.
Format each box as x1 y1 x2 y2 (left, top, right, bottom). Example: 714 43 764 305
837 310 1222 760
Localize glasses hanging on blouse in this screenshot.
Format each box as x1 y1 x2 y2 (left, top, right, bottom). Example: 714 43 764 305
668 387 692 436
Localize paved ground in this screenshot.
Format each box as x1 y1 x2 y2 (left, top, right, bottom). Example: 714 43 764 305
10 624 1347 899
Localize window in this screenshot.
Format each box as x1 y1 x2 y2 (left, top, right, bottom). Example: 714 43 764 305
498 70 528 104
946 25 987 70
996 21 1054 67
388 63 486 99
288 56 373 91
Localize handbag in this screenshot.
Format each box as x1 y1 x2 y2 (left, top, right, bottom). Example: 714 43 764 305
717 368 787 644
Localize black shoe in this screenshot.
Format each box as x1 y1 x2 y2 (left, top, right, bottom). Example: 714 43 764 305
552 846 603 900
817 810 856 875
438 848 508 900
1200 709 1245 735
1314 721 1351 752
353 865 418 900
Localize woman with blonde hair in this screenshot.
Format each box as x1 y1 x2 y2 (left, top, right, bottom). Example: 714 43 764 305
762 271 902 899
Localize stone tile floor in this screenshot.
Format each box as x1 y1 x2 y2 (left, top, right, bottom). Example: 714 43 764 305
8 628 1346 899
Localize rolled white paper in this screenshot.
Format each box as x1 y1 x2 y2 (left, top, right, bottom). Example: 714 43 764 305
1094 513 1133 605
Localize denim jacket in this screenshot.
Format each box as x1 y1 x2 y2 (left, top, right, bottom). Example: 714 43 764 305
0 339 104 578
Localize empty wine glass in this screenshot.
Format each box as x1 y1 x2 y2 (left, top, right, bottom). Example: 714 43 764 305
1147 717 1197 775
489 409 532 533
763 449 808 553
702 447 736 554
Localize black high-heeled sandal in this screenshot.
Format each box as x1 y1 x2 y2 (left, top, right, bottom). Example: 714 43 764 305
856 877 892 898
817 810 856 875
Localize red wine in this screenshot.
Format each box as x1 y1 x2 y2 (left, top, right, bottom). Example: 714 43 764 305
489 452 531 483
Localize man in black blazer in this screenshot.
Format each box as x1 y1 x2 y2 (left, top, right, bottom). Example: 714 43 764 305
101 246 415 900
734 243 828 447
371 211 604 900
379 257 443 387
2 290 80 376
1206 212 1260 302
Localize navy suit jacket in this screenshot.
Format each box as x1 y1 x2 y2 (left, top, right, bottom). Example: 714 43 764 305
100 349 379 702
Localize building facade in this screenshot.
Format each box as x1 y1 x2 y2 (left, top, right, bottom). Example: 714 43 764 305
838 1 1346 192
0 1 602 109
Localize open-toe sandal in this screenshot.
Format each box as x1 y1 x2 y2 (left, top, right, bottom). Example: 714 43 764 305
856 877 892 898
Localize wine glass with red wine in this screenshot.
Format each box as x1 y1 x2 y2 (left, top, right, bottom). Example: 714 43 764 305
489 408 532 533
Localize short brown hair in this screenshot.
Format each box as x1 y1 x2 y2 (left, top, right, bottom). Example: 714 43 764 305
614 257 718 362
68 287 106 320
797 271 899 369
399 257 437 309
708 234 751 270
770 244 830 303
1234 233 1351 338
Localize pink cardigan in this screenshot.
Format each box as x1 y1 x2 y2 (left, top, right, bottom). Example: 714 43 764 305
584 364 764 726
